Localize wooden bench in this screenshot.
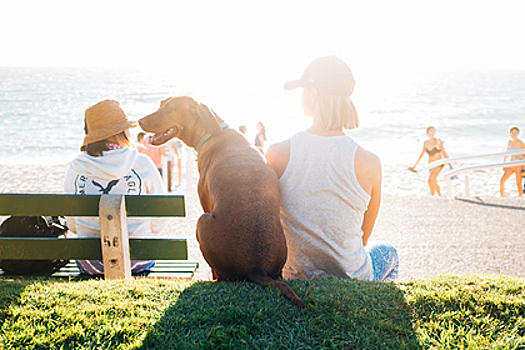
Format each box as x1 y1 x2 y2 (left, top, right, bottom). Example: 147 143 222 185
0 194 198 280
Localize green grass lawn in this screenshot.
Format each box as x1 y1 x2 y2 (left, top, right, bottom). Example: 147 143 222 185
0 274 523 349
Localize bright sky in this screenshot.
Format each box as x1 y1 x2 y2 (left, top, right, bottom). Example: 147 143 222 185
2 0 525 75
2 0 525 158
2 0 525 131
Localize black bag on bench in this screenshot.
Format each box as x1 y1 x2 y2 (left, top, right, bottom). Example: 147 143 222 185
0 216 69 275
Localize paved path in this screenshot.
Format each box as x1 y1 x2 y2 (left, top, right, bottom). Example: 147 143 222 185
374 195 525 280
172 191 525 281
2 164 523 281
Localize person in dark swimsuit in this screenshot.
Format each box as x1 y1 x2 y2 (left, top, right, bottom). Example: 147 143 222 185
425 147 441 157
409 126 449 195
254 121 267 153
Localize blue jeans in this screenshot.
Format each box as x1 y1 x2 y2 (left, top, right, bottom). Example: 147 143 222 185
365 240 399 281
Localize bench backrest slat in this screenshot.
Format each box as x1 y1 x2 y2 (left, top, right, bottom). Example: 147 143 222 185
0 194 185 217
0 237 188 260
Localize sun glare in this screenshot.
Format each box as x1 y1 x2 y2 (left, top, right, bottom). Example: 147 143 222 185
2 1 525 71
2 0 525 142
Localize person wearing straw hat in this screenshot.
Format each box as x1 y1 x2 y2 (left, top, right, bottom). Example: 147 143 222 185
64 99 167 276
266 56 398 281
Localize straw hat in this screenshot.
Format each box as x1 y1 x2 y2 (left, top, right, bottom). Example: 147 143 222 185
82 100 137 146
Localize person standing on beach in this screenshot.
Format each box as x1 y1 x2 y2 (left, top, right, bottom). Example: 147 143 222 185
166 138 182 191
64 100 166 276
409 126 449 196
266 56 398 281
254 121 267 153
138 132 167 176
500 125 525 197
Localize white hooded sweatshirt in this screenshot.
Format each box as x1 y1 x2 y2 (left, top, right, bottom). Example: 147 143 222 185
64 147 167 274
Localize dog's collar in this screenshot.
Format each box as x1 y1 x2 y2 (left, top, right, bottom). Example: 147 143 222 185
194 134 211 153
194 122 229 153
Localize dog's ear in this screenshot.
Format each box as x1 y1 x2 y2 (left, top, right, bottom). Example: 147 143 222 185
160 98 171 108
191 102 222 135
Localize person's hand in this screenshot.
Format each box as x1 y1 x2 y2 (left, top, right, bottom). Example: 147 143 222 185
408 166 417 173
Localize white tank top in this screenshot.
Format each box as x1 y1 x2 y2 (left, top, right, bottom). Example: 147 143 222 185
280 131 373 280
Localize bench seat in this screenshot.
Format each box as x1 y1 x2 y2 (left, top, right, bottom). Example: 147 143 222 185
0 194 197 280
1 261 199 279
0 237 199 279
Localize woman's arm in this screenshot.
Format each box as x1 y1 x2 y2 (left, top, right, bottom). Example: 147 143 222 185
440 139 449 159
410 145 426 169
362 178 381 246
265 140 291 179
355 147 382 246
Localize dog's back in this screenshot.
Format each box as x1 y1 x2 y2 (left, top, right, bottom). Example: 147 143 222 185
196 130 305 307
196 130 286 276
139 96 305 307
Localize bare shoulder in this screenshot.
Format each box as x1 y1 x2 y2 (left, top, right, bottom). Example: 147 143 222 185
355 146 381 171
354 146 381 195
265 139 290 163
265 139 291 178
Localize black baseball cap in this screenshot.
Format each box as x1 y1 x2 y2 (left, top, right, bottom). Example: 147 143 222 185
284 56 355 96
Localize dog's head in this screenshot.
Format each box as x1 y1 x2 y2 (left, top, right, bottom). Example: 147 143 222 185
139 96 223 147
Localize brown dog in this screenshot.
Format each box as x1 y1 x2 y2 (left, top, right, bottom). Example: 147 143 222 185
139 96 305 308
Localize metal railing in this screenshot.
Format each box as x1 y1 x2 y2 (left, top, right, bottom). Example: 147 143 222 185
425 149 525 196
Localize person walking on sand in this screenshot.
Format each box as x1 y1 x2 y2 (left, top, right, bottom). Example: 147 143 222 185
500 125 525 197
64 100 167 276
409 126 449 196
266 56 398 282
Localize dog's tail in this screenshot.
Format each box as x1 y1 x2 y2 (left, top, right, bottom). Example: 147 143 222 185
246 268 306 308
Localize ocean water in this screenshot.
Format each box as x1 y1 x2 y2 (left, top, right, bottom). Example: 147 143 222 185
1 67 524 197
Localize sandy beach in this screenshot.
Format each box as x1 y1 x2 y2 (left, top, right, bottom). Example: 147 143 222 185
1 162 524 281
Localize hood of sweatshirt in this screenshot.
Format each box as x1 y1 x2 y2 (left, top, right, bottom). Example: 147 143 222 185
68 147 139 181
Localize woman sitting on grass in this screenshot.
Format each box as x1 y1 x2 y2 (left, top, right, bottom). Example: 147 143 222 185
266 56 398 281
64 100 166 276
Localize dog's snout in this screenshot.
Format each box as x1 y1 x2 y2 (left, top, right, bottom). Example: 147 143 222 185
138 114 156 132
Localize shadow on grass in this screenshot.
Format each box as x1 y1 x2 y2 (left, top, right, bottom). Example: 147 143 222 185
139 278 421 349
